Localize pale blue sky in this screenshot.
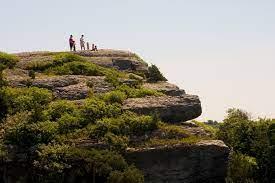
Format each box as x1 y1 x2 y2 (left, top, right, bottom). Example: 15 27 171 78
1 0 275 121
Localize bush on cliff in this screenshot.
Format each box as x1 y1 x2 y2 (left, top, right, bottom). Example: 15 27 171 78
147 64 167 83
0 52 19 87
108 166 144 183
0 87 53 121
81 97 122 125
43 100 79 121
5 121 59 147
102 90 127 104
89 112 159 139
33 144 144 183
0 52 19 70
26 53 84 71
116 84 162 98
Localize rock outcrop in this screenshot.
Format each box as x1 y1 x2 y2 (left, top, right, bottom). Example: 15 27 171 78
15 50 148 73
126 140 230 183
6 74 114 100
1 50 230 182
143 82 185 96
123 95 202 123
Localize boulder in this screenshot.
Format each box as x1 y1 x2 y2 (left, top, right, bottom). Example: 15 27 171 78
126 140 230 183
53 82 90 100
123 95 202 123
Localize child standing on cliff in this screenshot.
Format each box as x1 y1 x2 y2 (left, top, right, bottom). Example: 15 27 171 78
80 35 85 50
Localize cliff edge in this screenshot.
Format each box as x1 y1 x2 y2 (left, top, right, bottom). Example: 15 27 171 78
0 49 229 183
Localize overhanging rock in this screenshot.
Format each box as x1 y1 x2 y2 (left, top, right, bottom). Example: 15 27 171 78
123 95 202 123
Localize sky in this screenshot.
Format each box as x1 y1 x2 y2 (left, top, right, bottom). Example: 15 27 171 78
1 0 274 121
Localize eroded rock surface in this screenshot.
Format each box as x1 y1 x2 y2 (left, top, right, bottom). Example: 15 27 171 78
126 140 230 183
143 82 185 96
6 74 114 100
123 95 202 122
15 49 148 73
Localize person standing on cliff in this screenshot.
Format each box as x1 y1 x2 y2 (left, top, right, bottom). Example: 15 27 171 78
69 35 76 51
80 35 85 50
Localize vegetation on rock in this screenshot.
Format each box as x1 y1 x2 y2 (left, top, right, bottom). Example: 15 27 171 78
216 108 274 183
147 64 167 83
2 50 271 183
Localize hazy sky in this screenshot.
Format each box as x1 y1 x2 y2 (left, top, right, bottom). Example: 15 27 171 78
1 0 274 121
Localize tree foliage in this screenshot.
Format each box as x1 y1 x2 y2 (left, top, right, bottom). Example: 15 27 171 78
217 108 274 182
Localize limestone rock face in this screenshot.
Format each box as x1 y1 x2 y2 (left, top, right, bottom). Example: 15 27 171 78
143 82 185 96
0 50 232 183
123 95 202 123
7 75 114 100
15 50 149 73
126 140 230 183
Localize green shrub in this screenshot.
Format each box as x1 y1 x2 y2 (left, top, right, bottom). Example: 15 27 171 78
193 121 217 137
49 61 104 76
81 97 122 125
1 87 52 120
108 166 144 183
226 152 258 183
89 112 159 139
0 52 19 70
57 114 81 134
102 91 127 104
27 53 84 71
0 89 8 120
0 52 19 88
43 100 78 121
159 124 190 139
28 70 36 79
53 53 84 65
5 121 58 146
105 73 121 87
116 84 162 98
103 133 129 152
47 60 124 78
147 64 167 83
0 143 7 160
35 144 131 182
217 108 274 182
0 72 7 88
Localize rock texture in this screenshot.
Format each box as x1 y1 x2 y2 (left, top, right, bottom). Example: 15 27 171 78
6 74 114 100
123 95 202 122
143 82 185 96
15 50 148 73
126 140 230 183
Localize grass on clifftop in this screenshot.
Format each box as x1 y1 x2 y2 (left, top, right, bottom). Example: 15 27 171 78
26 53 126 78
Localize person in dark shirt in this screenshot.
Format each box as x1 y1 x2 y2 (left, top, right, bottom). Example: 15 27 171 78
69 35 76 51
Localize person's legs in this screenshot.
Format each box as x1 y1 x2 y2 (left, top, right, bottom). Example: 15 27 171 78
81 43 85 50
73 44 76 51
70 44 73 51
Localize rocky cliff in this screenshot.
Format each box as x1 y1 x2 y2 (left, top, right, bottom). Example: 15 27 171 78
0 49 229 183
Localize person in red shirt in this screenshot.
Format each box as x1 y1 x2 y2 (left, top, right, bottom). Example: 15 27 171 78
69 35 76 51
